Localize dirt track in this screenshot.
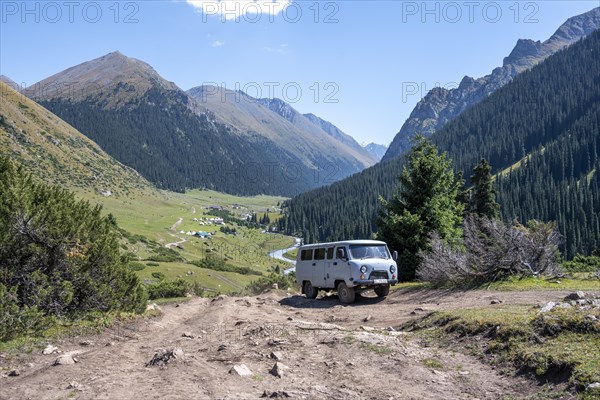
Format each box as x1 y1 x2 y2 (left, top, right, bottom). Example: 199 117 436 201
0 288 588 400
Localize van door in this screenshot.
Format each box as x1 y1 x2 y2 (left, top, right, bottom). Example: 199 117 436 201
324 247 335 288
312 247 327 288
328 246 348 288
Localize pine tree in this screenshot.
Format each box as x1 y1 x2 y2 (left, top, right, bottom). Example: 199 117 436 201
470 159 500 219
376 137 464 280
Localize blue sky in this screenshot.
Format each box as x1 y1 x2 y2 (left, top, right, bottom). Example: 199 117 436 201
1 1 598 146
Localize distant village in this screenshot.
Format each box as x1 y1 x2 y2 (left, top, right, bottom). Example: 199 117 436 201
179 203 282 239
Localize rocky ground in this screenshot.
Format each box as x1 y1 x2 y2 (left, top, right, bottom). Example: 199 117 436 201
1 287 595 400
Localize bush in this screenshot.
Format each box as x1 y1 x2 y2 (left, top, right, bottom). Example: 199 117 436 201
189 256 262 276
562 255 600 273
245 273 297 295
0 283 48 341
128 262 146 271
191 281 205 297
0 158 148 342
151 272 165 280
146 247 184 263
418 215 562 287
146 262 160 267
147 279 188 300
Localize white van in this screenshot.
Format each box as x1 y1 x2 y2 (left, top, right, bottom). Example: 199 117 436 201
295 240 398 304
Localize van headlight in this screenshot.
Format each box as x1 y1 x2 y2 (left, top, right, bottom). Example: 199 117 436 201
360 265 367 274
390 265 396 274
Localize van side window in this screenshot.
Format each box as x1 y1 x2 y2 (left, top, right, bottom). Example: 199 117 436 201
314 248 325 260
336 247 346 260
301 249 313 261
326 247 334 260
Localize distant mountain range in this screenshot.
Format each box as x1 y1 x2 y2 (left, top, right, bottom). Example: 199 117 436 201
362 143 388 161
0 82 153 196
383 7 600 161
24 52 373 196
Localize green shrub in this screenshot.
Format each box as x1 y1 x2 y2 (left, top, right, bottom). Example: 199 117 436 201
245 273 297 294
191 281 205 297
189 256 262 276
151 272 165 280
147 279 188 300
128 262 146 271
146 262 160 267
562 255 600 273
0 158 148 341
146 247 184 263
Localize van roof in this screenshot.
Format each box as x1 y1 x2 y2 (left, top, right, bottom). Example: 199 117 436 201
299 240 387 249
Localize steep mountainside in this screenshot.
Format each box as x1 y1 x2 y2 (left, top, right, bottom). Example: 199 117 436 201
302 113 373 162
0 82 153 196
28 52 369 196
363 142 388 161
284 28 600 258
383 7 600 161
187 86 375 168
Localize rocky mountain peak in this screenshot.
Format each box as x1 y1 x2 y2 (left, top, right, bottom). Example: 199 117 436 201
382 7 600 162
26 51 179 102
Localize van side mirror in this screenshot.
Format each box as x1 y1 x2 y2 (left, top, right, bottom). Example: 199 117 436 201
392 251 398 261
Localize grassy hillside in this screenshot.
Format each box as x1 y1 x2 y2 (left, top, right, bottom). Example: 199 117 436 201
76 188 294 294
0 82 154 196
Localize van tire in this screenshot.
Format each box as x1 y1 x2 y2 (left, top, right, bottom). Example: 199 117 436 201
337 282 355 304
304 281 318 299
375 284 390 297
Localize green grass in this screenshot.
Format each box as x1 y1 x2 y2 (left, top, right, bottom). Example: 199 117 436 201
360 342 392 355
484 276 600 292
421 357 444 369
283 248 298 261
408 305 600 397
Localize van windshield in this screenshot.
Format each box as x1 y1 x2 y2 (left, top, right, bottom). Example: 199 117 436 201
349 245 389 260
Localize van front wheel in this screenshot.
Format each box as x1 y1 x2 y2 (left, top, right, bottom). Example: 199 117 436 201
375 284 390 297
304 281 318 299
337 282 355 304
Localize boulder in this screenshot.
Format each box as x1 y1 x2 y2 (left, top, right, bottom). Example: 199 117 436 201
564 291 586 301
229 364 253 377
42 344 58 355
269 362 289 378
539 302 556 313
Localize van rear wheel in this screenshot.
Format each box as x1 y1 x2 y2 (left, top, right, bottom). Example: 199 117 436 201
337 282 355 304
304 281 318 299
375 284 390 297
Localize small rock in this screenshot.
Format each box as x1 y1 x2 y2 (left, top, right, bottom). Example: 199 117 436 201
54 351 81 366
558 303 572 309
8 369 20 377
490 300 502 305
565 291 586 301
229 364 253 377
587 382 600 390
182 332 195 339
287 316 293 321
146 303 161 311
217 344 227 352
79 340 94 346
585 315 598 321
539 302 556 313
459 371 470 375
360 326 375 332
271 283 279 290
66 381 83 391
364 315 372 322
269 362 289 378
105 342 115 347
386 327 396 332
270 351 284 361
42 344 58 355
145 348 184 367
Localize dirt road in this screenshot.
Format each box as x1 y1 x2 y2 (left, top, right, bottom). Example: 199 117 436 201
0 288 586 400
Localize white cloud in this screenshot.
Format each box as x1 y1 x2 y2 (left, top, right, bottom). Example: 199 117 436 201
187 0 291 20
211 40 226 47
264 43 289 54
